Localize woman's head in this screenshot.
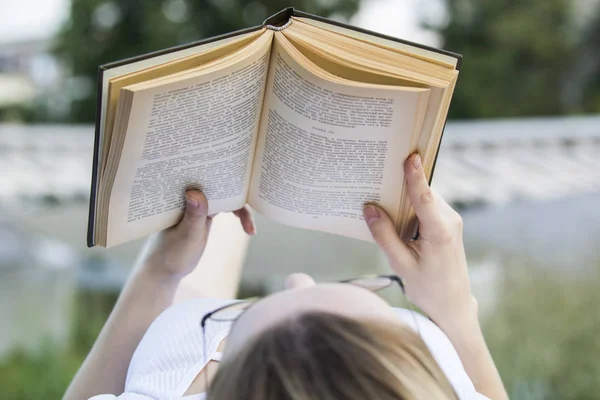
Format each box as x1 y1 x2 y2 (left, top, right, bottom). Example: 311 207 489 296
210 273 458 400
210 311 457 400
224 279 400 355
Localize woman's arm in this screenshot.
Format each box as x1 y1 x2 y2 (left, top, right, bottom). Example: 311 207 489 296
363 154 508 400
64 192 254 400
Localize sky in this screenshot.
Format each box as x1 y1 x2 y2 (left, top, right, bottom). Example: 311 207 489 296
0 0 439 45
352 0 441 46
0 0 70 43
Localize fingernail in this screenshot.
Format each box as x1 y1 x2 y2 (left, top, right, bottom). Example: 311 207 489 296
364 205 380 224
185 195 199 209
413 154 422 170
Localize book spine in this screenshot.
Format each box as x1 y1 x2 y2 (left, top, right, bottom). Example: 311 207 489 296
265 19 293 31
87 66 105 247
262 7 294 27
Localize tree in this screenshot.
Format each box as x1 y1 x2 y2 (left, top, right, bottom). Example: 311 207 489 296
53 0 360 123
568 2 600 113
429 0 600 119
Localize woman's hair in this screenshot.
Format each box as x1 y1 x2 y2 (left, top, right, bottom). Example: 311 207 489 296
209 312 458 400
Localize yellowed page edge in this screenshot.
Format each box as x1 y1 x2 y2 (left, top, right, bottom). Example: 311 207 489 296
292 17 458 68
104 33 273 246
248 34 429 242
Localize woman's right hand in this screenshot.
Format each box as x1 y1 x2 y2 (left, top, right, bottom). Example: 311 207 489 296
363 153 477 331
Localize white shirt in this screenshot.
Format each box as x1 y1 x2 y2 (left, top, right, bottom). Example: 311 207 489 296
90 298 489 400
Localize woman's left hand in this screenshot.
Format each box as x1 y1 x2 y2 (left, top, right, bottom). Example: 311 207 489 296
141 190 255 280
65 190 255 400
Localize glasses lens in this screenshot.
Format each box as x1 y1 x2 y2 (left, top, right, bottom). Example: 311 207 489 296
210 299 256 322
345 276 393 292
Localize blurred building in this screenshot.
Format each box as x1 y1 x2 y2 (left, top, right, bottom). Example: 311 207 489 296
0 116 599 352
0 221 77 357
0 38 69 123
0 39 62 106
1 117 599 268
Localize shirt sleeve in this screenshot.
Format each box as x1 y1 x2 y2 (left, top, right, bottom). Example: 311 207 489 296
123 298 235 398
391 308 486 400
89 394 153 400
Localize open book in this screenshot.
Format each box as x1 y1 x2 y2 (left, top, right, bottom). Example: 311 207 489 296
88 8 461 248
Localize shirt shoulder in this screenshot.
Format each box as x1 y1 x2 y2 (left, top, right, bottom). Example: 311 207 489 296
88 394 153 400
391 308 486 400
124 298 235 399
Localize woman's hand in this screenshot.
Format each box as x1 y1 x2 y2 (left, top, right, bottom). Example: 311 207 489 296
363 154 476 330
364 154 509 400
141 190 256 280
65 189 257 400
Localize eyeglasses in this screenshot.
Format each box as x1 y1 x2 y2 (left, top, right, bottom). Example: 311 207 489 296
200 274 421 334
200 274 421 398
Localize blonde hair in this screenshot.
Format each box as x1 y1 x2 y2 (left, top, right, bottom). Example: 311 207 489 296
209 312 458 400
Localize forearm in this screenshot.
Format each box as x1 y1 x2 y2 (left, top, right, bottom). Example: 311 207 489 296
64 266 182 400
64 191 250 400
438 308 508 400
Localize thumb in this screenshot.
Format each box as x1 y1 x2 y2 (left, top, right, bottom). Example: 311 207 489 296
181 190 209 231
363 204 415 273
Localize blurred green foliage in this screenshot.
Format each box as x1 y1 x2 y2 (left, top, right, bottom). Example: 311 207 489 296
484 264 600 400
0 345 82 400
430 0 600 118
52 0 360 123
1 290 118 400
4 0 600 122
2 267 600 400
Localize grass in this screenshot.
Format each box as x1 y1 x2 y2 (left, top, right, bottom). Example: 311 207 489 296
0 344 83 400
483 260 600 400
0 290 117 400
1 266 599 400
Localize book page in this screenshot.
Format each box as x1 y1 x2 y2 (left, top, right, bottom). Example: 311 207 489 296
100 29 265 177
104 33 272 246
247 36 429 242
292 17 459 69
